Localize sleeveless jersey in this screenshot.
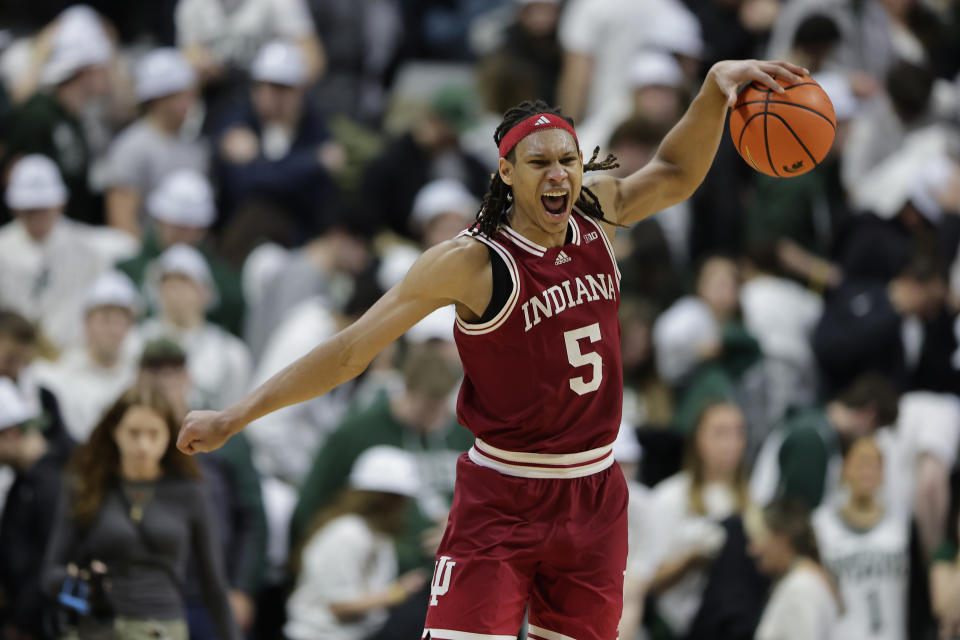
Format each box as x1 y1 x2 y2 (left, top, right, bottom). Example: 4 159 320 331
813 506 909 640
454 211 622 454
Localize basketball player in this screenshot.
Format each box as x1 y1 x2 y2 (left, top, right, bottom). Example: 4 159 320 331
813 437 910 640
177 58 806 640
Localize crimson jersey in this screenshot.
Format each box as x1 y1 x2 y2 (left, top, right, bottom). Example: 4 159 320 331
454 211 623 454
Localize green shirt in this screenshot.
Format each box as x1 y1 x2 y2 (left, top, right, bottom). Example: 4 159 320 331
292 395 474 572
117 231 246 337
2 91 100 224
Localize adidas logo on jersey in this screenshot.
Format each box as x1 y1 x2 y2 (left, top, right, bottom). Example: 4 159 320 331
555 251 572 265
534 116 551 126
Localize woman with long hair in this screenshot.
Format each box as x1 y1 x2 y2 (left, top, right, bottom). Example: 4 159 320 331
284 446 428 640
748 497 840 640
41 387 239 639
643 401 751 637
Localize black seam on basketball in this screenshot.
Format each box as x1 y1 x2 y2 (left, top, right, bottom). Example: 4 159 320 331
737 111 766 152
733 100 836 129
763 90 780 177
765 111 818 168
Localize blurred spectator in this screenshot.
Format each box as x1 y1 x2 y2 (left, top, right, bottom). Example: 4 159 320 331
556 0 698 128
643 402 750 638
41 387 240 639
359 86 489 239
745 71 857 263
747 497 840 640
931 506 960 639
292 343 471 573
117 169 246 336
472 0 562 104
653 255 762 435
614 421 655 640
750 373 899 509
619 296 673 431
1 5 112 225
32 270 140 443
684 0 778 73
0 155 110 350
140 244 252 410
843 60 955 203
401 0 506 60
137 338 267 638
768 0 935 95
739 245 823 425
839 151 960 284
242 215 373 363
213 39 342 243
285 446 429 640
103 47 207 240
813 436 910 640
812 253 952 395
175 0 324 118
0 375 74 640
781 13 843 75
408 178 478 249
306 0 403 123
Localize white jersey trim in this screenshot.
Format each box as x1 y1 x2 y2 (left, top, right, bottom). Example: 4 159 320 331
423 630 517 640
454 231 520 336
468 439 614 479
501 225 546 257
528 625 579 640
580 214 621 284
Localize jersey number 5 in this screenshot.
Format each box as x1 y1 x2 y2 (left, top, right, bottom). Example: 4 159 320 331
564 323 602 395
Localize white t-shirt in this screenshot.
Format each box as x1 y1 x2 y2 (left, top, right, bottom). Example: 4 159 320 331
176 0 315 69
813 506 909 640
644 472 737 635
285 514 397 640
755 564 839 640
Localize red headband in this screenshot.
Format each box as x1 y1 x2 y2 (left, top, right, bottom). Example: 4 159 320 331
498 113 579 159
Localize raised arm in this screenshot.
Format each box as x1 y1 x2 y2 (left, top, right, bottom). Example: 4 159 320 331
176 237 491 454
587 59 808 228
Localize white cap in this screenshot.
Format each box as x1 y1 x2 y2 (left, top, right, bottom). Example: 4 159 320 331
909 153 960 224
250 40 306 87
613 420 643 464
647 8 704 59
41 5 112 85
83 270 140 314
406 306 456 344
0 377 37 430
813 71 856 121
4 154 68 210
147 170 216 228
628 50 684 90
348 445 421 497
157 244 214 289
136 48 195 102
411 179 479 230
376 244 420 291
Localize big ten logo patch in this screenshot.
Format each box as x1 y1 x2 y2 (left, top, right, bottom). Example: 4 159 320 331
583 231 599 243
429 556 456 606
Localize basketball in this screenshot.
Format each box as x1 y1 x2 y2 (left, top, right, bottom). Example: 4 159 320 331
729 75 837 178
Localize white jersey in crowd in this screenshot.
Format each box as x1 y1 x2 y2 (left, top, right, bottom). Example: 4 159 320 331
813 506 910 640
284 514 396 640
755 563 839 640
140 318 252 411
644 471 737 636
0 219 107 350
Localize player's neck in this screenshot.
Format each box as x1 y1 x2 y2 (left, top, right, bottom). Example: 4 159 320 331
506 207 567 249
840 498 884 530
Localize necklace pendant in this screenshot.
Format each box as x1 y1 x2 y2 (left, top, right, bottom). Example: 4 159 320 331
130 505 143 522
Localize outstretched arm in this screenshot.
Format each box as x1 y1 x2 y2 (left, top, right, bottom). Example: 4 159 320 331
587 59 808 227
176 238 492 454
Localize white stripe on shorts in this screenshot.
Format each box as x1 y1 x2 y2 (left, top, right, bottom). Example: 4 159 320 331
527 625 578 640
422 629 517 640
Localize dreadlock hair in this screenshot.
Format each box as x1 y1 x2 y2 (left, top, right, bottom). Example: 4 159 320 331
474 100 622 238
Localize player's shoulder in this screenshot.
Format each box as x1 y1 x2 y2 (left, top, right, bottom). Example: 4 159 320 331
417 232 491 276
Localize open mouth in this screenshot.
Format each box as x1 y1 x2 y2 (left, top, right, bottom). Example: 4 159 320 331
541 190 569 219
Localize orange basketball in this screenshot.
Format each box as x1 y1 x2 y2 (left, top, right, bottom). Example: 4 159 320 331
729 75 836 178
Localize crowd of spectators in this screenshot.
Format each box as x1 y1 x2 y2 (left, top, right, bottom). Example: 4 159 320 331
0 0 959 639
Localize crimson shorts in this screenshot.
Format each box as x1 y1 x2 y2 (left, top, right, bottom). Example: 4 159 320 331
422 447 629 640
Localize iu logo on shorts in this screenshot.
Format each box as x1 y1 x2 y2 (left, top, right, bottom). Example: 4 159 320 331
429 555 456 606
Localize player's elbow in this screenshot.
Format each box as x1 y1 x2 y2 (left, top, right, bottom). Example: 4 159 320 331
334 334 373 381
